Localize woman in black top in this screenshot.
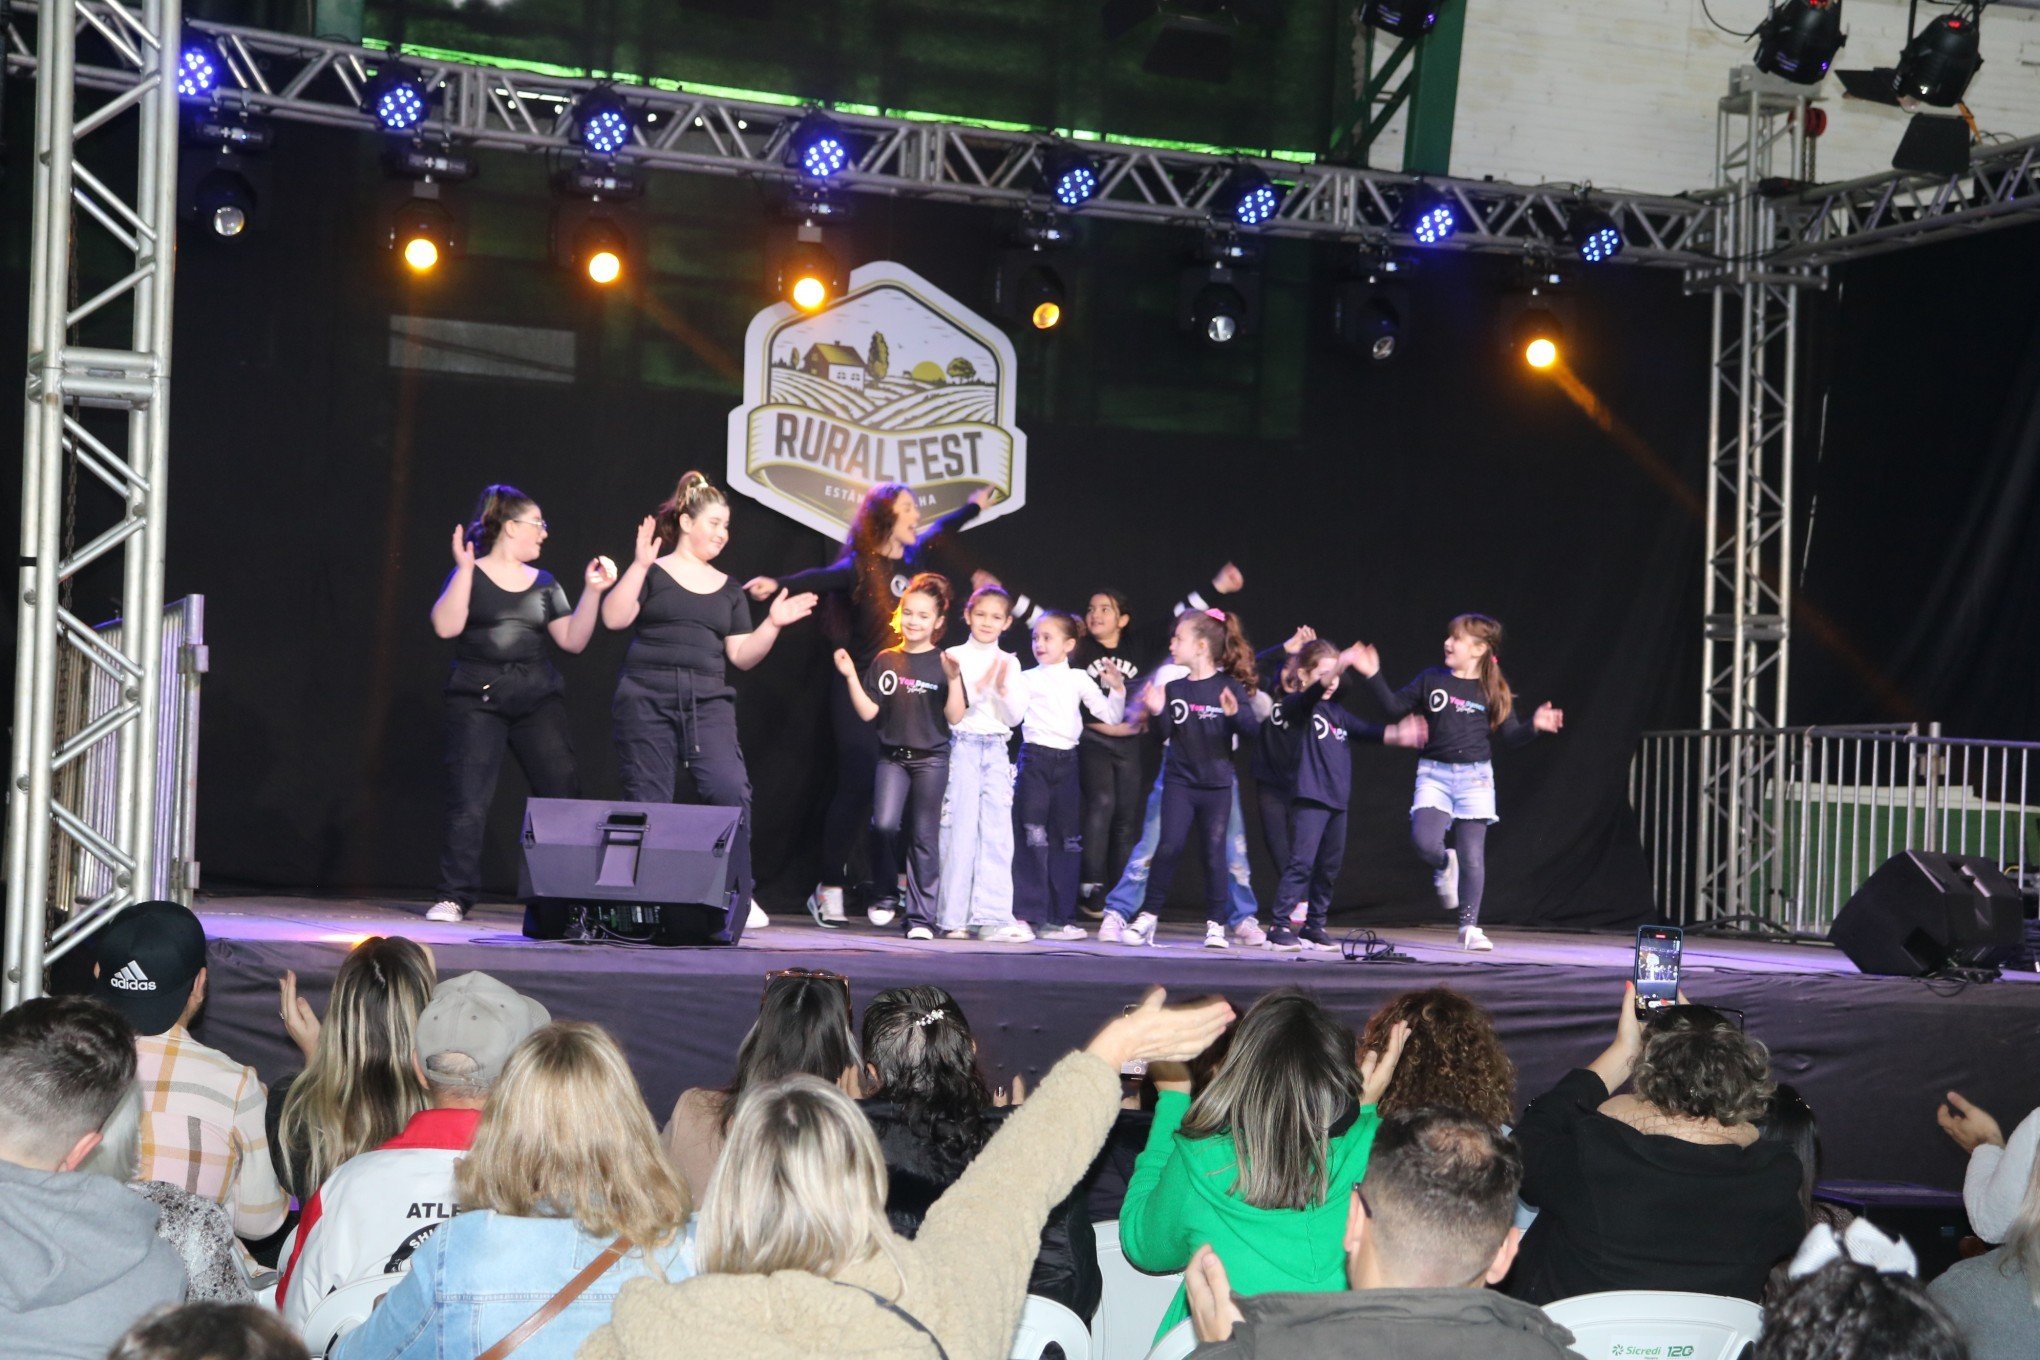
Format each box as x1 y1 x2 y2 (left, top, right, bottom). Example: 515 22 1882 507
746 481 994 927
427 484 615 922
602 473 817 918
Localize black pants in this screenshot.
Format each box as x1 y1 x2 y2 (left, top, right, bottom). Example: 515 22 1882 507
1140 781 1233 923
824 677 896 900
438 661 579 908
1253 779 1294 912
1275 799 1347 929
612 669 754 907
1014 744 1082 927
1079 734 1143 890
872 749 949 931
1413 808 1490 929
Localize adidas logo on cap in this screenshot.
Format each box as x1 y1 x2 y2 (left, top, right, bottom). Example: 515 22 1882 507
110 961 156 992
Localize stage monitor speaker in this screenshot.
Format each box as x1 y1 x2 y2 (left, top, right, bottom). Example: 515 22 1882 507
518 798 747 945
1829 850 2023 976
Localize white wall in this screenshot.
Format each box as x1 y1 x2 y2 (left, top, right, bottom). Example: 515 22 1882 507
1445 0 2040 194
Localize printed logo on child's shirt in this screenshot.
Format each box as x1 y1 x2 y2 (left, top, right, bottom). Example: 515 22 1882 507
883 666 941 697
1311 711 1347 743
1428 688 1486 718
1170 698 1227 725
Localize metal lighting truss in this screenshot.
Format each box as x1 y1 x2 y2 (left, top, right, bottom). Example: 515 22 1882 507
3 0 181 1006
1771 133 2040 266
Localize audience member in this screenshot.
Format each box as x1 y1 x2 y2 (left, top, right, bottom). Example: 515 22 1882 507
81 1083 253 1301
1507 985 1803 1304
859 984 1099 1317
1760 1082 1855 1302
1761 1220 1967 1360
269 937 437 1199
278 970 548 1328
1928 1131 2040 1360
662 967 861 1205
108 1303 309 1360
93 900 288 1244
1360 987 1516 1128
333 1022 693 1360
1120 986 1408 1337
0 996 185 1360
583 988 1233 1360
1182 1107 1582 1359
1938 1091 2038 1245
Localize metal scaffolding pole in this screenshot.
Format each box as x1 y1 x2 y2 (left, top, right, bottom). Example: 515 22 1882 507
3 0 181 1007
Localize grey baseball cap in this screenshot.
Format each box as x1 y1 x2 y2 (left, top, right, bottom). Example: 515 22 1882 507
414 971 550 1089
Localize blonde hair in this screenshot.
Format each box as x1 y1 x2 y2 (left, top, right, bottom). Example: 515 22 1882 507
456 1022 688 1249
697 1074 899 1284
654 471 729 553
279 937 436 1196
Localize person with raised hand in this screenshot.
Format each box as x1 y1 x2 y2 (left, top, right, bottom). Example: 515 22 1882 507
1936 1089 2040 1246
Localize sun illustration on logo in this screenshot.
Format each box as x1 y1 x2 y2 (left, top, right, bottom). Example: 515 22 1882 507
728 262 1028 541
877 668 900 696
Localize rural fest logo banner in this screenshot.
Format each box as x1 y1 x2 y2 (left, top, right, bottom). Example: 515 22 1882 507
726 261 1028 539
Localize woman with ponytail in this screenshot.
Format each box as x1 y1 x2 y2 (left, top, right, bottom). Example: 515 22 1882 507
427 485 616 923
1352 613 1563 951
603 473 817 926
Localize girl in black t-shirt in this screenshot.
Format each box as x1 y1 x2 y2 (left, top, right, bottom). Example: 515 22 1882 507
602 472 818 926
834 573 967 939
426 484 616 923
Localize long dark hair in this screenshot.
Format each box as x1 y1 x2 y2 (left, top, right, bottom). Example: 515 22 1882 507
1449 613 1514 730
653 471 728 554
1218 611 1259 694
861 985 995 1160
845 482 915 621
465 484 535 556
719 976 860 1134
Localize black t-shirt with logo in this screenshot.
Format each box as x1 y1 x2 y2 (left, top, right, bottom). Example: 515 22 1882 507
1072 635 1144 746
1364 667 1535 764
1154 674 1261 789
1284 684 1387 811
1250 646 1302 788
863 646 954 752
776 502 981 669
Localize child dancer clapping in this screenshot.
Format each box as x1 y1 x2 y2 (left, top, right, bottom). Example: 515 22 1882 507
937 584 1033 943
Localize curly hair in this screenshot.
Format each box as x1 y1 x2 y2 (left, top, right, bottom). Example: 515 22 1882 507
1359 988 1517 1129
1756 1259 1965 1360
1632 1006 1774 1126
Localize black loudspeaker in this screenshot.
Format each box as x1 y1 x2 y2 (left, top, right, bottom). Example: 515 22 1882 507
1830 851 2023 976
518 799 748 945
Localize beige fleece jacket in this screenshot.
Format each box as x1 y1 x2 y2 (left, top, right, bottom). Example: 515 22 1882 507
578 1049 1121 1360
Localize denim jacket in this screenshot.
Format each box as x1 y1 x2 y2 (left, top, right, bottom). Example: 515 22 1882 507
332 1210 695 1360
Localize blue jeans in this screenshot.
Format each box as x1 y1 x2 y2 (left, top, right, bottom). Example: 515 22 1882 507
1104 770 1257 925
937 732 1015 930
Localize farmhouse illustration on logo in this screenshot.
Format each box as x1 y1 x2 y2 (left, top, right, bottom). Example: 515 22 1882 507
727 262 1027 541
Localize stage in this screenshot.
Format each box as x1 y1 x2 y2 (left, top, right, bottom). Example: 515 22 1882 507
186 893 2040 1188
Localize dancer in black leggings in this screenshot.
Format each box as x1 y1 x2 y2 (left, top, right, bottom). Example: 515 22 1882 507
603 472 817 929
427 485 615 923
1356 613 1564 952
1250 626 1318 922
747 483 994 928
833 573 967 940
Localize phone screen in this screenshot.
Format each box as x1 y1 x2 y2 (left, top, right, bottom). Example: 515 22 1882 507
1634 926 1683 1011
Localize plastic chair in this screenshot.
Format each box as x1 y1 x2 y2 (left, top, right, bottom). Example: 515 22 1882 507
1542 1290 1763 1360
1141 1319 1197 1360
1011 1294 1094 1360
1090 1220 1185 1360
298 1275 397 1357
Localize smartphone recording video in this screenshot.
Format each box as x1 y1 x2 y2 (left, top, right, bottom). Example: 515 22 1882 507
1634 925 1682 1013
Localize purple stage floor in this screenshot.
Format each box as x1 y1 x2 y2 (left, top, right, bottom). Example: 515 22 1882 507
190 893 2040 1187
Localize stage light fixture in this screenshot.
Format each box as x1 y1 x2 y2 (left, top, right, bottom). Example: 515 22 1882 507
1399 185 1458 246
1217 167 1281 228
1179 258 1259 348
571 219 628 286
1332 270 1407 364
180 114 272 241
391 197 455 274
1359 0 1441 38
1754 0 1846 85
1894 7 1983 107
1568 202 1624 264
1514 308 1563 370
364 63 429 133
573 87 634 157
786 112 851 179
777 233 846 312
1042 149 1100 209
176 38 221 99
194 169 254 237
994 249 1068 332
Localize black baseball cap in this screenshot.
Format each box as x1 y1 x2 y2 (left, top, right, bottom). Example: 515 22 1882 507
91 900 208 1036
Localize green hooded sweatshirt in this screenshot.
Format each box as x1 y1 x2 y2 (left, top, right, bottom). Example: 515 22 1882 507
1119 1090 1382 1337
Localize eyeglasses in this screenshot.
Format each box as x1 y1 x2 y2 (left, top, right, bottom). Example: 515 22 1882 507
1650 1003 1746 1033
509 517 548 531
763 967 850 1004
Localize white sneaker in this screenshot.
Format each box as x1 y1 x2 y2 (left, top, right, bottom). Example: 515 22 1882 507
1204 921 1230 950
747 900 769 930
1039 924 1087 942
1435 849 1460 912
426 900 465 923
1287 901 1308 927
1098 912 1157 946
906 925 935 941
942 927 972 940
1231 917 1268 948
1459 925 1494 952
979 922 1036 943
867 900 901 929
807 886 847 928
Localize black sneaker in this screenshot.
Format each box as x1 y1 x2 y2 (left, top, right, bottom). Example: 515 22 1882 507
1077 885 1106 921
1297 924 1337 951
1265 924 1304 952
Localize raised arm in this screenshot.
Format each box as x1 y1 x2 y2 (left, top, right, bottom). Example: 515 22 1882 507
547 558 617 655
747 551 857 603
941 651 968 725
837 650 879 722
601 517 659 631
1079 668 1125 724
727 590 818 671
428 528 477 639
1170 561 1245 619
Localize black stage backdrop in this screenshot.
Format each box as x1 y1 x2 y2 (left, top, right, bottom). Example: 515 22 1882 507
2 111 2035 922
